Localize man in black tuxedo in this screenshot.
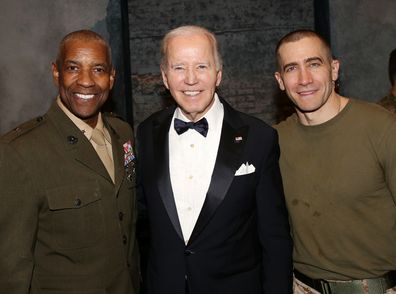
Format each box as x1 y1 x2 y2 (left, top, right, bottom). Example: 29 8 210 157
137 25 292 294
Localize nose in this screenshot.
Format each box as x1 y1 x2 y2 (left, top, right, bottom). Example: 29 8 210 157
298 68 313 85
77 69 95 87
184 68 198 85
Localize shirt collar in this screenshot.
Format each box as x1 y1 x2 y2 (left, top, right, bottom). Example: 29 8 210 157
56 96 111 143
174 93 223 131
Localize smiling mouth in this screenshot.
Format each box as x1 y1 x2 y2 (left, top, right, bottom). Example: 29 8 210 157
183 90 201 96
298 90 316 96
75 93 95 100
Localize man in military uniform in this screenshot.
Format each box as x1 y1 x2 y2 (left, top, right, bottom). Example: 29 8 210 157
0 30 139 293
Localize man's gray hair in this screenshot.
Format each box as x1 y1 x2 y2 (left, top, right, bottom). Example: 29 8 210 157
160 25 223 71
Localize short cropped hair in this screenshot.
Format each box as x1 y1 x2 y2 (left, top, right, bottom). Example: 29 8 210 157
160 25 223 71
275 29 333 69
56 30 112 69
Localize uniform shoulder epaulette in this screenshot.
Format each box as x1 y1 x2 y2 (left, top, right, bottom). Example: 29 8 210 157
2 115 46 142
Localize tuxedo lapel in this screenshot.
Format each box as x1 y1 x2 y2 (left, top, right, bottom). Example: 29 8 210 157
189 103 248 244
48 102 113 183
153 108 184 241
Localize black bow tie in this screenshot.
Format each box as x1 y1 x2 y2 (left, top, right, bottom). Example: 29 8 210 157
174 117 209 137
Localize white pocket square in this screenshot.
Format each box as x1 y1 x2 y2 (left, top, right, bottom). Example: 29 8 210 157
235 162 255 176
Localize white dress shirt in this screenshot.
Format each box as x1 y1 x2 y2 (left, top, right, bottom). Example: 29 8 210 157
169 94 224 244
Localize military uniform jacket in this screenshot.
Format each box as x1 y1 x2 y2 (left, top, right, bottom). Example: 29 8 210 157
0 101 139 294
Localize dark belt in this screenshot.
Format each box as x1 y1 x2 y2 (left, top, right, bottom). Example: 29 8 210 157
294 269 396 294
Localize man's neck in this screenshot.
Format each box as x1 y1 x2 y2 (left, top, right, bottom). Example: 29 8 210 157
56 96 101 131
297 94 349 126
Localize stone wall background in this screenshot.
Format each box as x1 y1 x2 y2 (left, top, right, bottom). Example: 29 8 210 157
129 0 314 128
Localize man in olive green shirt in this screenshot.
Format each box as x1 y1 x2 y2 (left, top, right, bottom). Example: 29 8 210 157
0 30 139 293
274 30 396 293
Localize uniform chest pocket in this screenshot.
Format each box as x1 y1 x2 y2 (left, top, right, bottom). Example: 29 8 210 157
46 183 104 249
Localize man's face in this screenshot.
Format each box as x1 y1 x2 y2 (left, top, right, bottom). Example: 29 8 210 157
52 39 115 128
274 36 339 114
161 33 222 122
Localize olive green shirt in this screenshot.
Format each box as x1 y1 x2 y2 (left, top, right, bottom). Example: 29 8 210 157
275 99 396 280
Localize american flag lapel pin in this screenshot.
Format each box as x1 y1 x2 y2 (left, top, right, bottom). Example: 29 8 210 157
234 136 243 143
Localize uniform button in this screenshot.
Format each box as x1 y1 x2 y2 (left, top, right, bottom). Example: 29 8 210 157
119 212 124 220
123 235 127 244
184 249 195 256
67 136 78 144
36 116 43 122
74 198 82 207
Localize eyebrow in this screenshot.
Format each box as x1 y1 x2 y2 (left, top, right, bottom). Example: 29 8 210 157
282 62 298 72
64 60 108 68
282 56 324 71
64 60 79 65
170 61 211 66
305 57 324 64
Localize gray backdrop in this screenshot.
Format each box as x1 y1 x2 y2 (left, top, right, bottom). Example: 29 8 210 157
0 0 129 135
330 0 396 101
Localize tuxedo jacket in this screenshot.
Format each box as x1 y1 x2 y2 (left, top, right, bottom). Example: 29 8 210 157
0 101 139 294
137 99 293 294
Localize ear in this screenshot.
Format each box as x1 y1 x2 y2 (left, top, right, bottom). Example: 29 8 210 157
51 62 60 86
109 68 116 90
161 67 170 90
215 70 222 87
331 59 340 82
274 72 285 91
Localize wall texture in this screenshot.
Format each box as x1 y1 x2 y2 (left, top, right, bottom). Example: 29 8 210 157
129 0 314 127
2 1 394 134
329 0 396 101
0 0 128 135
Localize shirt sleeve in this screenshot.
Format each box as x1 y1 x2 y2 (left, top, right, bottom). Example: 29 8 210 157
0 143 37 293
255 130 293 294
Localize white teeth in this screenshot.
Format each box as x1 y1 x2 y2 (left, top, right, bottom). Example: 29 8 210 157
76 93 94 100
183 91 200 96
